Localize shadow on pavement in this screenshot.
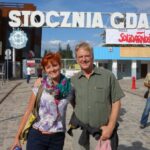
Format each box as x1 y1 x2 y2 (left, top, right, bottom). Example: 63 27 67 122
145 122 150 128
118 108 127 122
118 141 149 150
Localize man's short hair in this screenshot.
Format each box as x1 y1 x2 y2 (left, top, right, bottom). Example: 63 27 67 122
75 42 93 57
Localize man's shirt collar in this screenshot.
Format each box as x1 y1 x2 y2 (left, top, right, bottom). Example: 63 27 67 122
77 65 102 79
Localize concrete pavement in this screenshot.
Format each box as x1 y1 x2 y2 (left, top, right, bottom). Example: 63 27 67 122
118 79 150 150
0 78 149 150
0 80 22 104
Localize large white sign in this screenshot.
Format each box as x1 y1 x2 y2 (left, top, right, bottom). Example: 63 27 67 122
9 29 28 49
8 11 150 29
106 29 150 45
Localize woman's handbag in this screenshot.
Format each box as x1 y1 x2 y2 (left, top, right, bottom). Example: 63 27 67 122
19 85 43 144
144 89 149 99
20 113 36 144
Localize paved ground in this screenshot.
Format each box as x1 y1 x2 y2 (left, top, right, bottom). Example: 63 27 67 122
118 79 150 150
0 78 149 150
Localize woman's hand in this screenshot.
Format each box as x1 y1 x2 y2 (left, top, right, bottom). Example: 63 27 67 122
10 138 21 150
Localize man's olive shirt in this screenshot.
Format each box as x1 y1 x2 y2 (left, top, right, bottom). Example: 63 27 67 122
71 67 125 128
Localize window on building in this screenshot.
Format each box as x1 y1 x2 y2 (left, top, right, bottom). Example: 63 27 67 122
118 64 126 73
104 63 108 69
98 63 108 69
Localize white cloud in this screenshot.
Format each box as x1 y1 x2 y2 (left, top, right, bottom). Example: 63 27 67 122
42 40 76 51
125 0 150 12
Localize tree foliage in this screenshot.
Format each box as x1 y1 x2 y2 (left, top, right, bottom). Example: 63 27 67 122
44 49 51 56
59 43 73 58
43 43 74 58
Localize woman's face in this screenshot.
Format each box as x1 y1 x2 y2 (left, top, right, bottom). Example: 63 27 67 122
44 61 61 80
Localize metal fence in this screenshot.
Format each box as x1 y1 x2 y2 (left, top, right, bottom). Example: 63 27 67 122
61 59 81 78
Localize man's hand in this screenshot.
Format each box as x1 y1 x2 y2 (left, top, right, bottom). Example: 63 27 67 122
100 125 113 140
100 100 121 140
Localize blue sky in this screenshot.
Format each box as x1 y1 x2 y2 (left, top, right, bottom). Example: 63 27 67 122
3 0 150 56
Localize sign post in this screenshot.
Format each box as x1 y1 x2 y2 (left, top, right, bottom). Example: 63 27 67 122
5 49 11 80
9 28 28 78
12 47 16 78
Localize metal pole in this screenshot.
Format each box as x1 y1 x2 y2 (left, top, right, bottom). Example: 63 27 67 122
12 47 16 78
7 59 8 81
2 64 4 85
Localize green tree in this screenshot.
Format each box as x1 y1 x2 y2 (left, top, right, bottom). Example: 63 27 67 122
58 43 62 51
44 50 48 56
66 43 71 51
44 49 51 56
58 43 73 58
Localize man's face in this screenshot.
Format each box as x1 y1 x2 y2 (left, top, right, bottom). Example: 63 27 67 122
76 48 93 71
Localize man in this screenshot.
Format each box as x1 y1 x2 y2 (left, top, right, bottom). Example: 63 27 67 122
70 42 125 150
140 73 150 129
26 64 32 83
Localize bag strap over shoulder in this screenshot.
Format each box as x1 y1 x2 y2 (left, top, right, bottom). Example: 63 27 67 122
32 85 43 119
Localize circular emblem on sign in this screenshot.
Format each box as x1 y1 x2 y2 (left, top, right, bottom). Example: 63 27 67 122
9 29 28 49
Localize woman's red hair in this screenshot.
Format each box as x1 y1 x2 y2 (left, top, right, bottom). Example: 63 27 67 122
41 52 61 69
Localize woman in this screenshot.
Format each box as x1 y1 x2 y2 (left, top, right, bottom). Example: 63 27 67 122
11 52 71 150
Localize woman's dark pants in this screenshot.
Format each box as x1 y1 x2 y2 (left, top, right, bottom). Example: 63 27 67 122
26 128 65 150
